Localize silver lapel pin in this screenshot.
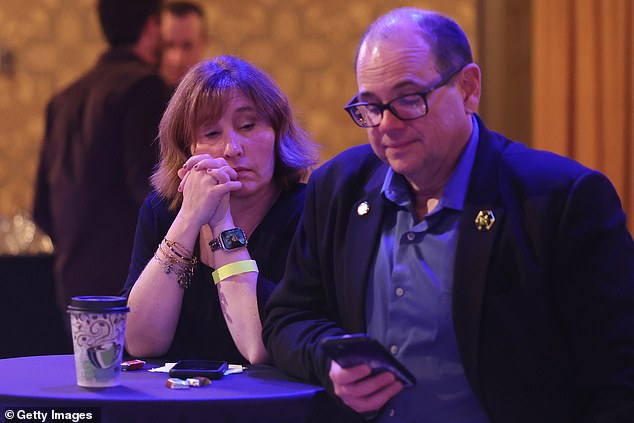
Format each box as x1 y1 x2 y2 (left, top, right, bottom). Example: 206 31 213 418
357 201 370 217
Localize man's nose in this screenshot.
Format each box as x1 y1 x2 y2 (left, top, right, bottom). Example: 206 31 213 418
164 48 184 64
173 49 186 65
378 108 406 131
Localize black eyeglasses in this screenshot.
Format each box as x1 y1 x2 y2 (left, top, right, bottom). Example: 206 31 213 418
344 64 468 128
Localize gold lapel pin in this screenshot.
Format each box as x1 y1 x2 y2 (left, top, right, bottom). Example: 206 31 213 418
357 201 370 216
475 209 495 231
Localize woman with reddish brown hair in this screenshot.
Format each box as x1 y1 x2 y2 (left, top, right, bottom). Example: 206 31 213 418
122 55 318 364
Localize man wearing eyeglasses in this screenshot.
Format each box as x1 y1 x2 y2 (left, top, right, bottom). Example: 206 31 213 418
264 7 634 423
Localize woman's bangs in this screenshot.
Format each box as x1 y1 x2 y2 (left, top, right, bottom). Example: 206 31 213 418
192 86 230 130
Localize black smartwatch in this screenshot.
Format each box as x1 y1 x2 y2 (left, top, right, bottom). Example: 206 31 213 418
209 228 248 252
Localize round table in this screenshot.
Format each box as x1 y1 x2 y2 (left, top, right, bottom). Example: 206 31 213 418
0 355 334 422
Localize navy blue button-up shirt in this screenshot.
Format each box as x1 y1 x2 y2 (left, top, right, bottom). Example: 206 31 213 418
366 116 490 422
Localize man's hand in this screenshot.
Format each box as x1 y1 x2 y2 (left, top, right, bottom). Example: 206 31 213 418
329 360 404 413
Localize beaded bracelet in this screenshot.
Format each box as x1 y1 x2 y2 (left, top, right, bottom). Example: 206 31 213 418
211 260 258 285
154 238 197 289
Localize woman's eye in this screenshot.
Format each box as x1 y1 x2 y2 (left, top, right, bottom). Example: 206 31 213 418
240 122 255 131
204 131 221 138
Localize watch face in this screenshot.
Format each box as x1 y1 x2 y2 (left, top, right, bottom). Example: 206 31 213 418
220 228 247 250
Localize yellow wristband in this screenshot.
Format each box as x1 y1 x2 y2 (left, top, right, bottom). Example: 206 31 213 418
212 260 258 285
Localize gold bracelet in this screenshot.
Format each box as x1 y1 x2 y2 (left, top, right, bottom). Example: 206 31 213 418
163 238 194 261
154 243 197 289
212 260 258 285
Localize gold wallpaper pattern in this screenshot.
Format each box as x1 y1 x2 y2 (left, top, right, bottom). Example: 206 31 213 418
0 0 475 218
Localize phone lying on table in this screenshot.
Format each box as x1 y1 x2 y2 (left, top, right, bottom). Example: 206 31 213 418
169 360 228 380
320 334 416 388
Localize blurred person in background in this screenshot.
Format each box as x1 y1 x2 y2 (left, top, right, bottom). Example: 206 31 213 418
160 1 208 87
33 0 170 323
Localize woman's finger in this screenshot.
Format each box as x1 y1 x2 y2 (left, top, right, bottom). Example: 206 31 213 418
177 170 190 192
186 156 229 172
182 154 212 171
206 168 231 185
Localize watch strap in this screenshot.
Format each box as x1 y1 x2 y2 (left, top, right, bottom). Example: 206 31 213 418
209 238 222 252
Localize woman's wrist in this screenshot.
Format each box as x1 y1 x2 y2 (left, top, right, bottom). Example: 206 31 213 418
209 217 237 238
168 213 205 246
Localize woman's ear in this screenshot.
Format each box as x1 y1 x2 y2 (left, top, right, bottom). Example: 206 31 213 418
458 63 481 114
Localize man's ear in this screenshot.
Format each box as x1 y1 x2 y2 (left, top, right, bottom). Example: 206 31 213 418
134 14 162 66
145 14 161 37
458 63 481 114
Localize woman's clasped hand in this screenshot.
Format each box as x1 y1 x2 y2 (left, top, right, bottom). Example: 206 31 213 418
177 155 241 229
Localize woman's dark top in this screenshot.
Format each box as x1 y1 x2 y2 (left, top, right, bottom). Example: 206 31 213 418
121 183 306 364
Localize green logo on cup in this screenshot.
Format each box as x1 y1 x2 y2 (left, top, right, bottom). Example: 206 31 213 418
87 342 121 369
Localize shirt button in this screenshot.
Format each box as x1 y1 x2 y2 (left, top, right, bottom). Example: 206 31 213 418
406 232 415 241
395 287 404 297
388 408 396 417
390 345 399 355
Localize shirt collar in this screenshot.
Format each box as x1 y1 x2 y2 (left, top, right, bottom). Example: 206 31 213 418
381 115 480 214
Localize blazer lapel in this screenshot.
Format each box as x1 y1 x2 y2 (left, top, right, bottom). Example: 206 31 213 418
341 165 388 333
453 118 506 401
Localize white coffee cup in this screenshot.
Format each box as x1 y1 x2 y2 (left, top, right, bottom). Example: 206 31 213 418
67 296 129 388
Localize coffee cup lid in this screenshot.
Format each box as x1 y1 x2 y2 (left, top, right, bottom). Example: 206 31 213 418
67 296 130 313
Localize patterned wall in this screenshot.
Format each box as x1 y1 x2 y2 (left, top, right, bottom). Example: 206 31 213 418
0 0 476 219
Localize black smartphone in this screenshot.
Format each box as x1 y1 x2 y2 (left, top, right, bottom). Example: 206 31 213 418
169 360 228 380
320 334 416 388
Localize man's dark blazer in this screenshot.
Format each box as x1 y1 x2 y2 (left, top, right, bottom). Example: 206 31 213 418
263 116 634 422
33 48 170 310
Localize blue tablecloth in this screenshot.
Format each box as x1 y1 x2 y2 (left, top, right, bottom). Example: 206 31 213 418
0 355 336 422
